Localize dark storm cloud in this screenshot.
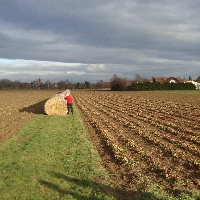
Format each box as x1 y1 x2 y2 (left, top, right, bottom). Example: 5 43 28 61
0 0 200 82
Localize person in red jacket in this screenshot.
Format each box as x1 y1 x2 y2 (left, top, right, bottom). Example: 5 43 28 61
64 93 73 114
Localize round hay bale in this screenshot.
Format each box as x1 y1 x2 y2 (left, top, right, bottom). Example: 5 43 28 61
44 96 67 116
44 89 71 116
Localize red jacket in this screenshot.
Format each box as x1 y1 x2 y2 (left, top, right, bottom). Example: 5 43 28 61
64 95 73 104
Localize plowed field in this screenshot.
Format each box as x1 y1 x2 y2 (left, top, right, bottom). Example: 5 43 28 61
1 90 200 194
0 90 60 142
72 90 200 194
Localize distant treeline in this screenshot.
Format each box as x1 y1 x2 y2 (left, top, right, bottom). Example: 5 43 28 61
0 78 107 90
0 74 198 91
110 74 197 91
129 81 196 91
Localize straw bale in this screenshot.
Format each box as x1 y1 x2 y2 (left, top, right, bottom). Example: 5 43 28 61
44 89 71 116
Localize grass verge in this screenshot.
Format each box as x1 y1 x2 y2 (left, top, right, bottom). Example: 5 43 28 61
0 109 114 199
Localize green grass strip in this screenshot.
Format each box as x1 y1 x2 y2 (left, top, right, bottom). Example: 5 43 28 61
0 109 114 200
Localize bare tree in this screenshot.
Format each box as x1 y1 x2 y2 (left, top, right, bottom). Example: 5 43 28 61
95 80 104 89
110 74 127 91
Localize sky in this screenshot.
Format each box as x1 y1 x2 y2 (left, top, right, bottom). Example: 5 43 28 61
0 0 200 83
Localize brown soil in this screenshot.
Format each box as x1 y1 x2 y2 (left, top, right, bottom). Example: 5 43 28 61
1 89 200 198
0 90 61 143
72 90 200 195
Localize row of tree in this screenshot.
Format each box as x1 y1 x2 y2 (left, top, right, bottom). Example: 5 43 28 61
0 74 199 90
110 74 199 91
130 81 196 91
0 78 106 90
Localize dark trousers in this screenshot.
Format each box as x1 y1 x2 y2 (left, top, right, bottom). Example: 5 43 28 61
67 104 73 114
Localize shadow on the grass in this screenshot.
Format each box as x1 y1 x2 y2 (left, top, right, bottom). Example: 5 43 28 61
19 99 48 114
38 172 158 200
